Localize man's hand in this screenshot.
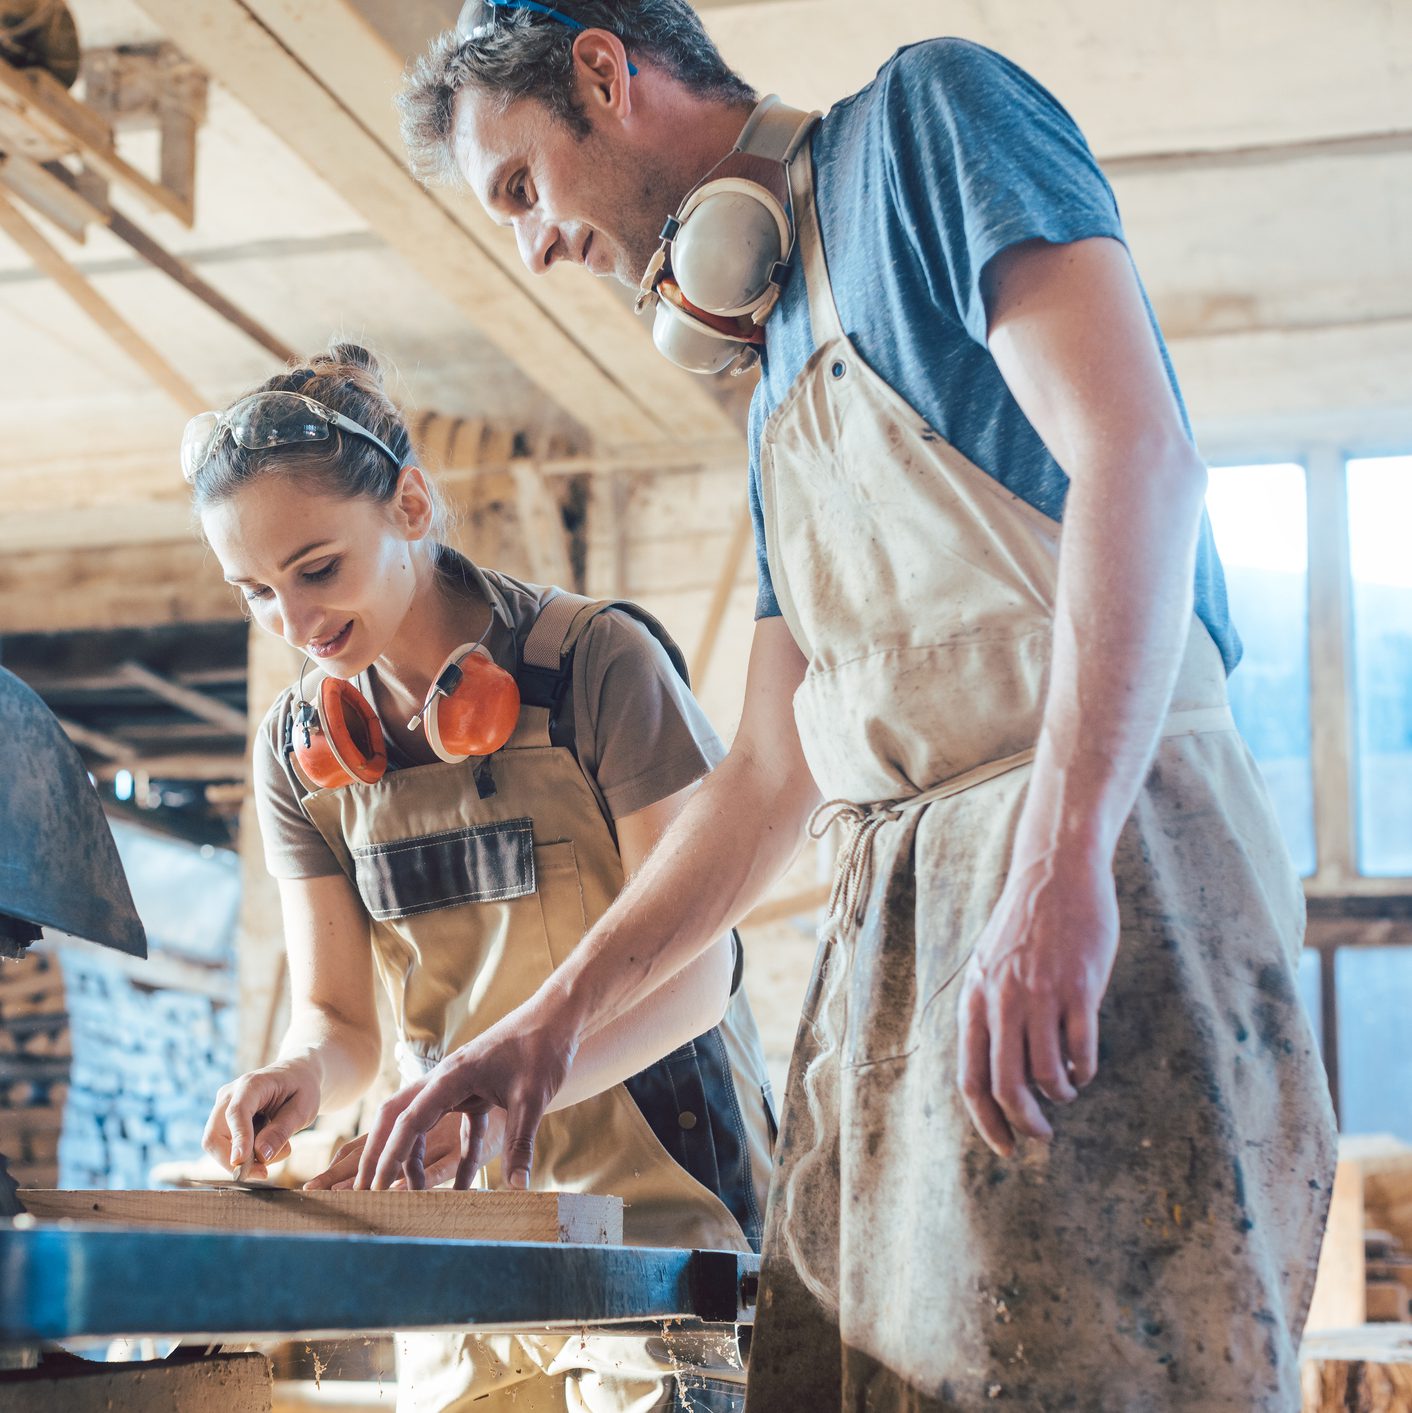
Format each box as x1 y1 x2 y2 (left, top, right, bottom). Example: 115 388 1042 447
305 1110 505 1190
956 845 1119 1156
355 993 582 1191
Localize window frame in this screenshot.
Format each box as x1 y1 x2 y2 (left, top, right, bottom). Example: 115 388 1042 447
1205 436 1412 1126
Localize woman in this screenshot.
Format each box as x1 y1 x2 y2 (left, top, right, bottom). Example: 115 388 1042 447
191 343 774 1413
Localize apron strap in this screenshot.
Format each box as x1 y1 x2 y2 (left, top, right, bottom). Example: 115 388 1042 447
787 135 847 349
811 704 1238 927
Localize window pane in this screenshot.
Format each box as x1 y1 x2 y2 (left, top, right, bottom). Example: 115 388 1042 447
1205 463 1315 875
1336 945 1412 1139
1348 455 1412 876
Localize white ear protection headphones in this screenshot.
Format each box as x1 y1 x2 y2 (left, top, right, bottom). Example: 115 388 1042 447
636 95 820 376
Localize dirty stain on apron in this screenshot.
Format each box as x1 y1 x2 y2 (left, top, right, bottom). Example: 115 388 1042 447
285 565 775 1413
743 143 1336 1411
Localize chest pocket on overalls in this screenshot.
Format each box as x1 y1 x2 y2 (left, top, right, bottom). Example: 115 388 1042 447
351 817 537 920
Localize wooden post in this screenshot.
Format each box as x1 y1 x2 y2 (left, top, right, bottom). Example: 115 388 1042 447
1306 443 1358 889
235 626 301 1073
691 505 754 690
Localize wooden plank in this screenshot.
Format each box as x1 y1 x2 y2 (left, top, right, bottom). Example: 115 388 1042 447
0 192 204 412
117 659 248 735
0 542 242 633
127 0 718 449
0 54 192 225
0 500 193 554
19 1188 624 1244
1307 1159 1367 1332
0 150 90 241
240 0 740 448
0 1352 271 1413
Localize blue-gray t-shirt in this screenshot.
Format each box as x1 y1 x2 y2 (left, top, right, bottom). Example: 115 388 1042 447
747 37 1240 673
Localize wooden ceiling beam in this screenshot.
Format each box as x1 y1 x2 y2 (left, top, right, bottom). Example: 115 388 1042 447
129 0 739 449
116 660 248 735
53 714 131 761
0 54 192 225
243 0 739 447
92 752 248 782
0 542 242 633
0 191 204 412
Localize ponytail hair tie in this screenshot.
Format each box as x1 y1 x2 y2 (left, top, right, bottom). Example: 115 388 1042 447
287 368 315 391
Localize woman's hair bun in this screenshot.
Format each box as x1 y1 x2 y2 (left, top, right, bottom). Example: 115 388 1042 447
310 341 385 390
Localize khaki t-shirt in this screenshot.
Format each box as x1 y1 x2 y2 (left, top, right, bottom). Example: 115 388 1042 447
253 605 725 881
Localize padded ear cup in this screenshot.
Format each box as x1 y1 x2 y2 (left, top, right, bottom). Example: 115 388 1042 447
651 281 759 375
294 676 388 789
670 179 791 317
422 644 521 764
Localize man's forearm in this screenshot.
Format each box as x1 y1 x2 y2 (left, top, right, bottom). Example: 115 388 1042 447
1018 439 1209 867
549 738 819 1035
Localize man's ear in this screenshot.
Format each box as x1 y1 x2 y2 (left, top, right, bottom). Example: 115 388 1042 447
571 29 634 121
392 465 436 541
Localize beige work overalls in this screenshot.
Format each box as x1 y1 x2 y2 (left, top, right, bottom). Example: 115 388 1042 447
281 562 775 1413
743 143 1337 1410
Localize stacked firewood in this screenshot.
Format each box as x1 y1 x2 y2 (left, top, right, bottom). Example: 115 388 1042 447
1366 1229 1412 1322
0 950 69 1187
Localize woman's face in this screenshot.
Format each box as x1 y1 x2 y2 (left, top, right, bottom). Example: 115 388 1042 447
202 473 426 678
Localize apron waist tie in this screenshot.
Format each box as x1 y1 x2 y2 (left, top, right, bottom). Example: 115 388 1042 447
807 705 1235 927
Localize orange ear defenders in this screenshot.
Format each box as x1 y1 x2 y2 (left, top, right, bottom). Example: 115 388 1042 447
290 638 520 790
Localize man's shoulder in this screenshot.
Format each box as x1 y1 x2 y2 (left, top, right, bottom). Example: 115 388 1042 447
827 37 1015 125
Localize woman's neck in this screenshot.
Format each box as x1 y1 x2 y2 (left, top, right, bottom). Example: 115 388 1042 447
368 549 491 716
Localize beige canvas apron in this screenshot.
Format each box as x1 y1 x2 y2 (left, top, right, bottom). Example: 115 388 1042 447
743 145 1337 1410
285 567 774 1413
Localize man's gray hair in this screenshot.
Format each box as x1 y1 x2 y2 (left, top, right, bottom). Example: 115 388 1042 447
399 1 756 185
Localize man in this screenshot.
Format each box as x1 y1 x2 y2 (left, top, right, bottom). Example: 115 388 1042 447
366 3 1336 1406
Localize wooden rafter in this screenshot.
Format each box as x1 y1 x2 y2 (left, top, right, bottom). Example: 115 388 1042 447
130 0 742 450
0 191 204 411
54 714 130 761
0 53 192 225
116 660 247 736
92 752 247 782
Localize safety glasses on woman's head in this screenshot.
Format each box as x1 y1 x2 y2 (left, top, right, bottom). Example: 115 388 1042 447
180 391 404 483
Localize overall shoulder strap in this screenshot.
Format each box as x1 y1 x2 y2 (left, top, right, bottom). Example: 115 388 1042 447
517 590 692 829
519 590 692 721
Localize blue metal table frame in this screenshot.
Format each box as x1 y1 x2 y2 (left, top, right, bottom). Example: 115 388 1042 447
0 1224 759 1346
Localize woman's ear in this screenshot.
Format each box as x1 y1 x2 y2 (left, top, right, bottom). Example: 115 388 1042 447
391 465 436 541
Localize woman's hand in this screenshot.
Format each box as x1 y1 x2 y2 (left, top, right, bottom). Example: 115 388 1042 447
202 1057 322 1182
304 1110 506 1191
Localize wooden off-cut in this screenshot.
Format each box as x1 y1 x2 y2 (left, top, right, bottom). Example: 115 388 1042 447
18 1188 623 1244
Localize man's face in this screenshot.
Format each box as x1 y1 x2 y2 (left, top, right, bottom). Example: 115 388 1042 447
454 86 674 288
